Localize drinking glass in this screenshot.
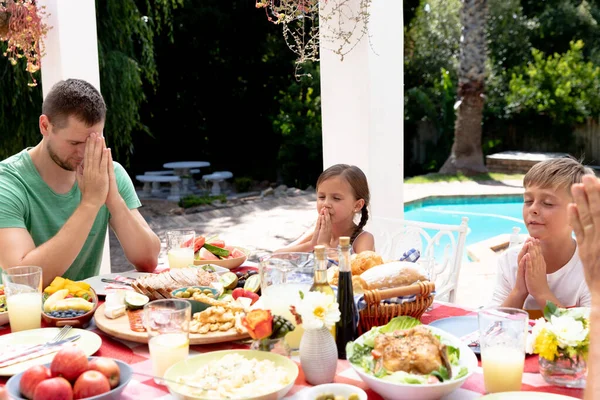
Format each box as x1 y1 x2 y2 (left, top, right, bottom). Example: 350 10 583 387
1 266 43 332
259 252 314 351
166 230 195 269
478 307 529 393
144 299 191 384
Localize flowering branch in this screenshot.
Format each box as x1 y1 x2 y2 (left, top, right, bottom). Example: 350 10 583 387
255 0 373 80
0 0 51 87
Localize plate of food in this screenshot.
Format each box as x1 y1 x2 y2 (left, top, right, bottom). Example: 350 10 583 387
82 271 152 297
95 283 252 345
5 355 132 400
0 284 8 326
42 277 99 329
164 349 298 399
346 316 478 400
192 236 251 270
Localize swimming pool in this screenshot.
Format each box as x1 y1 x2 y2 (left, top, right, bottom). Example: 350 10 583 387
404 195 525 254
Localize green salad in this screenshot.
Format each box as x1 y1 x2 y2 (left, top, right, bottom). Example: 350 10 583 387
346 316 469 385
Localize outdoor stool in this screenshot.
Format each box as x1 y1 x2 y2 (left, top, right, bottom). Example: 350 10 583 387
202 171 233 196
136 175 181 201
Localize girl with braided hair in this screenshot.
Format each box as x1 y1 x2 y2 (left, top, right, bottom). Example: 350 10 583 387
276 164 374 254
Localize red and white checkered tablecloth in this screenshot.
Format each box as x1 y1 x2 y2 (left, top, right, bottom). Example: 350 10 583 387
0 296 585 399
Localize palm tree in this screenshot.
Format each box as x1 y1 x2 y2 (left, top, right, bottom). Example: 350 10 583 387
440 0 488 174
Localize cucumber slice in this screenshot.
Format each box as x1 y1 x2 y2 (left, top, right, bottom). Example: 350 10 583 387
203 243 230 258
125 292 149 311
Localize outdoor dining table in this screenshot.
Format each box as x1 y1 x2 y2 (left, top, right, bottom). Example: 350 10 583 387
0 266 585 400
163 161 211 195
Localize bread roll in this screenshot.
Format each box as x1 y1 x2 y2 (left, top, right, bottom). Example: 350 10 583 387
359 261 428 291
351 251 384 275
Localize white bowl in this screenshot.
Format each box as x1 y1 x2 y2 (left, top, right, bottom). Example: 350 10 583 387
303 383 368 400
164 349 298 400
349 325 478 400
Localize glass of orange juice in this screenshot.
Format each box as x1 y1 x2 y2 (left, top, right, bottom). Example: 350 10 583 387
166 230 195 269
478 307 529 393
1 266 43 332
144 299 191 384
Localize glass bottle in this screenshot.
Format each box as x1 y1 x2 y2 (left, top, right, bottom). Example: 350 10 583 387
335 236 357 359
310 245 336 339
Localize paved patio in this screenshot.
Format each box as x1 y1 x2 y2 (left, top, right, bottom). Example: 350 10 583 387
109 178 526 309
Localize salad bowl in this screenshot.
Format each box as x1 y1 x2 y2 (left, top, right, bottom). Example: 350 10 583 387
347 317 478 400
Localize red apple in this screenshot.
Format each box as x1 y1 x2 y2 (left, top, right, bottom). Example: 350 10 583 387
33 377 73 400
72 371 110 399
50 346 89 382
88 358 120 389
19 365 51 400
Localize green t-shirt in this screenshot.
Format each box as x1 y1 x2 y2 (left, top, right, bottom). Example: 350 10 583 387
0 149 141 281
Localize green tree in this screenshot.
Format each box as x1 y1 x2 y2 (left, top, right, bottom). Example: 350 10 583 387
0 0 181 162
440 0 488 174
272 63 322 188
507 40 600 129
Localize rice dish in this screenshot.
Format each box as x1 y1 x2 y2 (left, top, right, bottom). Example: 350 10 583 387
175 353 293 398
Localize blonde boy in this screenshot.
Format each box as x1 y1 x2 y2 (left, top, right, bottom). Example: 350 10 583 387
490 157 594 310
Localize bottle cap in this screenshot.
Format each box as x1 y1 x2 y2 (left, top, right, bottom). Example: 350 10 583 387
339 236 350 246
314 245 326 259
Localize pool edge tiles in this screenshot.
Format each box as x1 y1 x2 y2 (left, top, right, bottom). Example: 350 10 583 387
404 194 523 212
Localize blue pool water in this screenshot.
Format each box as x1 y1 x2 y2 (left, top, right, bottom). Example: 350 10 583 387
403 195 526 261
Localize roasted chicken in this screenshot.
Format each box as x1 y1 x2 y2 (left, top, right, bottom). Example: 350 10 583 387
373 325 452 377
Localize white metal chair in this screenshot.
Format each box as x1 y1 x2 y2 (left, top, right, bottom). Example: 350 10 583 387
368 216 469 303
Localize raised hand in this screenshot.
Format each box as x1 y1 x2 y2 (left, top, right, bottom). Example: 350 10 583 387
569 175 600 290
105 148 121 208
513 241 529 297
76 132 109 209
309 214 323 248
524 239 551 299
317 208 333 247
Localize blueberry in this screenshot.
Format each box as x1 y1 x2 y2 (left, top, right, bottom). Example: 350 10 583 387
237 279 246 287
247 270 258 276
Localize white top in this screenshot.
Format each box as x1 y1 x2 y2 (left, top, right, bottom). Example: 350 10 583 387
163 161 210 169
489 243 592 309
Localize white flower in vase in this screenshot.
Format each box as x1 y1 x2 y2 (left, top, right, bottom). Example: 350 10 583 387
295 291 340 331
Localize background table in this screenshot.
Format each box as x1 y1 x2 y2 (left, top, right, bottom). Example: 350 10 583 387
163 161 210 195
0 284 585 399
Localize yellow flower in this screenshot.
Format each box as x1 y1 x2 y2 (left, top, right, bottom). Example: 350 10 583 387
534 330 559 361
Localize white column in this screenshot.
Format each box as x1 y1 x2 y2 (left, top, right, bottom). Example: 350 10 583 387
38 0 111 274
319 0 404 222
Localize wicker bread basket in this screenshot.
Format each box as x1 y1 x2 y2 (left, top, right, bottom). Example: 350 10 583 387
357 280 435 335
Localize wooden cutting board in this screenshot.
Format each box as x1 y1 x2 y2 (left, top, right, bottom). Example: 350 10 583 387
94 303 250 345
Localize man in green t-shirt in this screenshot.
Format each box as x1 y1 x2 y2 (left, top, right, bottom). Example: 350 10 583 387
0 79 161 287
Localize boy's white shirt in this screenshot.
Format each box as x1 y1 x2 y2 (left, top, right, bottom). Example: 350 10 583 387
490 242 592 309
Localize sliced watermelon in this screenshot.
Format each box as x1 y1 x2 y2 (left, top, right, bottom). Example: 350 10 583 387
193 236 206 253
224 245 235 252
208 239 226 248
199 247 219 260
231 248 246 258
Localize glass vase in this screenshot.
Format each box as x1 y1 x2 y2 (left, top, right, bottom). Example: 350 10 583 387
538 352 587 389
250 337 292 357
